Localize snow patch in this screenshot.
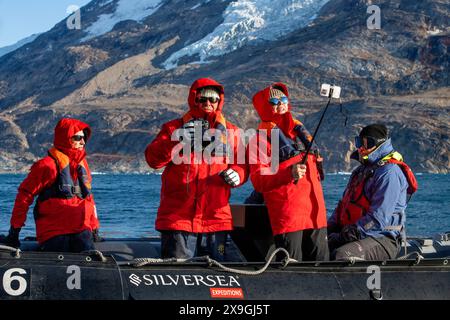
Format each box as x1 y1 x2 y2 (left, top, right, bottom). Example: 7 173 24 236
191 0 214 10
163 0 330 69
99 0 115 6
81 0 163 42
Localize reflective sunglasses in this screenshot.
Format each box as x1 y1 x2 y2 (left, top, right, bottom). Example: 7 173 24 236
197 97 220 104
355 136 385 149
269 96 289 106
71 135 85 142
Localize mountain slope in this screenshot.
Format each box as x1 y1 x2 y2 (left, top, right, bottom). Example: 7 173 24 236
0 33 42 58
0 0 448 173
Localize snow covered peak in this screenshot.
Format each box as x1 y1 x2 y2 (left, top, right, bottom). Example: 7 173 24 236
81 0 163 42
163 0 330 69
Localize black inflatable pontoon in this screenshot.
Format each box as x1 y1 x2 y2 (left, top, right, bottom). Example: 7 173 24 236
0 205 449 300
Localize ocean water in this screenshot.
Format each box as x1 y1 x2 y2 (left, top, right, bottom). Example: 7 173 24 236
0 174 449 238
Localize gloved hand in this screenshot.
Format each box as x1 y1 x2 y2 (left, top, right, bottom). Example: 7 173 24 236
327 232 344 253
181 120 196 148
314 150 325 181
181 119 210 150
328 224 360 248
328 232 341 243
220 168 241 187
340 224 361 242
92 229 104 242
292 164 307 181
0 227 21 248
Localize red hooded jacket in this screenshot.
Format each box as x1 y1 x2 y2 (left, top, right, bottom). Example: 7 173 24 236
248 83 327 235
10 118 99 244
145 78 248 233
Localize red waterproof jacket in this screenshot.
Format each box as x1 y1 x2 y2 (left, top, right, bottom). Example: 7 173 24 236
248 84 327 235
10 118 99 244
145 78 248 233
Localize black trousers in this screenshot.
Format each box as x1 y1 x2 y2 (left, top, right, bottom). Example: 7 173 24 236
332 236 400 261
40 229 95 253
160 230 228 261
273 227 329 262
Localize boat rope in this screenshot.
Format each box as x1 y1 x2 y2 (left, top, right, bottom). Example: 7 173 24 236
130 248 296 276
0 245 21 258
131 257 181 267
397 251 424 265
190 248 297 275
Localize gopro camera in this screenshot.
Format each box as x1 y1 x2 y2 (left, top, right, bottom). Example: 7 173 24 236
320 84 341 99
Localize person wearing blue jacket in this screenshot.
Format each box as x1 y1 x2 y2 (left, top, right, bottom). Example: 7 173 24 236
328 124 417 261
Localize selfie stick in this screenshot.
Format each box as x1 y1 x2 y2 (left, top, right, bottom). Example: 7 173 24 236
293 91 334 184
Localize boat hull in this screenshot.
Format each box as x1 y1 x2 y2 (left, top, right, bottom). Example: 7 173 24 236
1 240 449 300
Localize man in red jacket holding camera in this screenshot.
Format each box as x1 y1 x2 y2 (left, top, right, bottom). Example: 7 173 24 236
145 78 247 261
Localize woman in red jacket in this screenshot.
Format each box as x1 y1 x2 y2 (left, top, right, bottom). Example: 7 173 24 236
145 78 247 261
2 118 100 252
248 83 329 261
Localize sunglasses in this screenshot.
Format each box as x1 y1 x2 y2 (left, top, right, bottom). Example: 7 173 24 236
197 97 220 104
355 136 385 149
71 135 85 142
269 96 289 106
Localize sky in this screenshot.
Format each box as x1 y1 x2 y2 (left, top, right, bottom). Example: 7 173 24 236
0 0 92 47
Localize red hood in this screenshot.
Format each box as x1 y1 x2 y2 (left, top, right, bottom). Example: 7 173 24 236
53 118 91 164
252 82 297 138
187 78 225 122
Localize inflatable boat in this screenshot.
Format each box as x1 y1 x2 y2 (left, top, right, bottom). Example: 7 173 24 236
0 205 449 300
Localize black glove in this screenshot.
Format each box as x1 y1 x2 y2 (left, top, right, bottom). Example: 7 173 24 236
181 120 196 146
181 119 210 150
92 229 104 242
220 168 241 187
327 232 343 253
314 150 325 181
328 224 360 245
0 227 21 248
340 224 361 243
328 232 341 243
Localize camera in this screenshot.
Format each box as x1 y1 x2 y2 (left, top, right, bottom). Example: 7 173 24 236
320 84 341 99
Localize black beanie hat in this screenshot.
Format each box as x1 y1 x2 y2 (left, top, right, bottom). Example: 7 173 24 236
359 124 388 139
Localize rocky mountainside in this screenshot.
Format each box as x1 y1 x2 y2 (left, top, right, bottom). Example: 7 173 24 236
0 33 42 59
0 0 448 173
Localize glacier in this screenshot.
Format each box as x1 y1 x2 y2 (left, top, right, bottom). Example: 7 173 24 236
163 0 330 69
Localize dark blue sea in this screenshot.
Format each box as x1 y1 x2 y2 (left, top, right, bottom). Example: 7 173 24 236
0 174 449 238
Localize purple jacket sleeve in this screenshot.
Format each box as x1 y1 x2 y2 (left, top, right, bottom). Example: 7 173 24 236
356 164 408 238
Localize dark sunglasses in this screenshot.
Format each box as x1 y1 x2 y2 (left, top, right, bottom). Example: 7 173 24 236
197 97 220 104
355 136 385 149
71 135 85 142
269 96 289 106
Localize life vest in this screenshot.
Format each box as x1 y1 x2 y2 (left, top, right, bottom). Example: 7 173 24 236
34 148 92 217
336 151 418 227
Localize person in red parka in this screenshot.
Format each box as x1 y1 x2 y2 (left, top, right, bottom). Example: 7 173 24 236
248 83 329 262
1 118 101 252
145 78 248 261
